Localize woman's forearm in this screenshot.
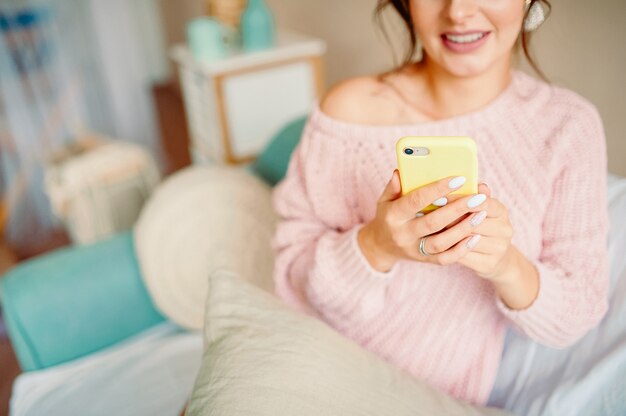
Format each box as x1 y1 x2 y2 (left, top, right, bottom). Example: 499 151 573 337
492 246 540 310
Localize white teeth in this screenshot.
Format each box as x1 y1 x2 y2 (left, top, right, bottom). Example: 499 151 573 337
445 32 485 43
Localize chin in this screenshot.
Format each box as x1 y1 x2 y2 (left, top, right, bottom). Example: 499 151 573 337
441 61 492 78
424 39 506 78
431 50 500 78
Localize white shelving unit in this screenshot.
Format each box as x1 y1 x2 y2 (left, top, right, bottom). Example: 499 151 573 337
170 30 326 164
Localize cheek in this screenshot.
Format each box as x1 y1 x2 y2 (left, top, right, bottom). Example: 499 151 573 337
410 3 444 39
487 5 525 44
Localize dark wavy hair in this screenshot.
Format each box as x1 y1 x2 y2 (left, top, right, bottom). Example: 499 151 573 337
374 0 552 81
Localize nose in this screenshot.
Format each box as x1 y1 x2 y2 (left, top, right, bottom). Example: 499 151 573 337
445 0 479 23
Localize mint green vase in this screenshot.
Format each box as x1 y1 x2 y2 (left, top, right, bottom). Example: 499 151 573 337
241 0 275 51
187 17 227 60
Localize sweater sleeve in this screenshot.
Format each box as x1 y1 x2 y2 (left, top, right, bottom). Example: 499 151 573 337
495 102 610 348
271 120 399 324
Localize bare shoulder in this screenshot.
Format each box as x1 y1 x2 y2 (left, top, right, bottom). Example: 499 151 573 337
319 75 395 124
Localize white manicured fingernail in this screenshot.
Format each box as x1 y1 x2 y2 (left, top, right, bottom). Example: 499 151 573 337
433 197 448 207
467 193 487 208
466 234 481 249
415 212 424 217
470 210 487 227
448 176 466 189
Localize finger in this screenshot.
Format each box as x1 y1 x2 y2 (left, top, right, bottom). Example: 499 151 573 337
391 175 467 221
432 234 481 266
443 213 470 230
485 197 507 218
438 191 476 228
379 170 402 203
469 217 512 239
456 251 491 271
420 209 487 254
478 182 490 198
475 185 507 219
465 235 511 257
410 192 488 235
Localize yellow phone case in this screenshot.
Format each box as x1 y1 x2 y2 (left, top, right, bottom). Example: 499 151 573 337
396 136 478 214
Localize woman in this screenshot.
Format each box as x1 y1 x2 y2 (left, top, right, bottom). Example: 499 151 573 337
271 0 609 405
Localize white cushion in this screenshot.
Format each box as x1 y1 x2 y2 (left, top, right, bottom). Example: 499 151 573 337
186 269 512 416
10 323 202 416
134 166 277 330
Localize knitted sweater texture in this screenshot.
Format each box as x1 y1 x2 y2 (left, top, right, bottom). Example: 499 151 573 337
271 70 610 405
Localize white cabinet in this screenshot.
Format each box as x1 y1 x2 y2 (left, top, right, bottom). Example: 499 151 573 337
170 30 326 164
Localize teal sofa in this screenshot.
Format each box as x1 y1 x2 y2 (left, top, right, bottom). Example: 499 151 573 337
0 116 307 371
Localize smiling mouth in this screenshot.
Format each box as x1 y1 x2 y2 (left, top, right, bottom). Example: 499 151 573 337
442 32 489 44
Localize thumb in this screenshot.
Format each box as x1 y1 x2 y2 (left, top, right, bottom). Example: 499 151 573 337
478 182 491 198
379 170 402 202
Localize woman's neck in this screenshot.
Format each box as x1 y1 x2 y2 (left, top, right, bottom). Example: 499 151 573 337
410 58 513 120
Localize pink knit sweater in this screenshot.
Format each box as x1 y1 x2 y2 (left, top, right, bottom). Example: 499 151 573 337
271 70 610 405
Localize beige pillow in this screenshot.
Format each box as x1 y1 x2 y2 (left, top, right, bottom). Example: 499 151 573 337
134 166 277 330
186 269 513 416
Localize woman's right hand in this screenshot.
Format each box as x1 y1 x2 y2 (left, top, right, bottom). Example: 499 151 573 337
357 170 489 272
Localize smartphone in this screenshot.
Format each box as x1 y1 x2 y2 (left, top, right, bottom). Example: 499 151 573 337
396 136 478 214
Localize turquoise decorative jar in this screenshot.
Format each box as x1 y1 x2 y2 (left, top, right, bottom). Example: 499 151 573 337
187 17 227 60
240 0 275 52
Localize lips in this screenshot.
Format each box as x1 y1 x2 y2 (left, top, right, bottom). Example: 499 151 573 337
442 30 489 36
442 31 489 43
441 31 491 53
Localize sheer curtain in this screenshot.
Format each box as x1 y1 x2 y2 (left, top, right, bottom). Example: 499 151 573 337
0 0 168 252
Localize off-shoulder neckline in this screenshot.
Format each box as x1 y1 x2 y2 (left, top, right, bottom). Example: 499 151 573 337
308 69 531 138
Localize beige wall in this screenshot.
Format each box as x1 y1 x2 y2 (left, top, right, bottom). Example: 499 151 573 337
516 0 626 176
159 0 204 60
160 0 626 176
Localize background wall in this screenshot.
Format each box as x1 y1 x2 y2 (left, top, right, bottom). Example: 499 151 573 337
159 0 626 176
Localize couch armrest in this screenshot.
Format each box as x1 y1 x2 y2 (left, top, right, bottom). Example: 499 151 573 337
0 232 165 371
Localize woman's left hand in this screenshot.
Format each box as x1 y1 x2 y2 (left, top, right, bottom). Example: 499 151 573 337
455 183 518 284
